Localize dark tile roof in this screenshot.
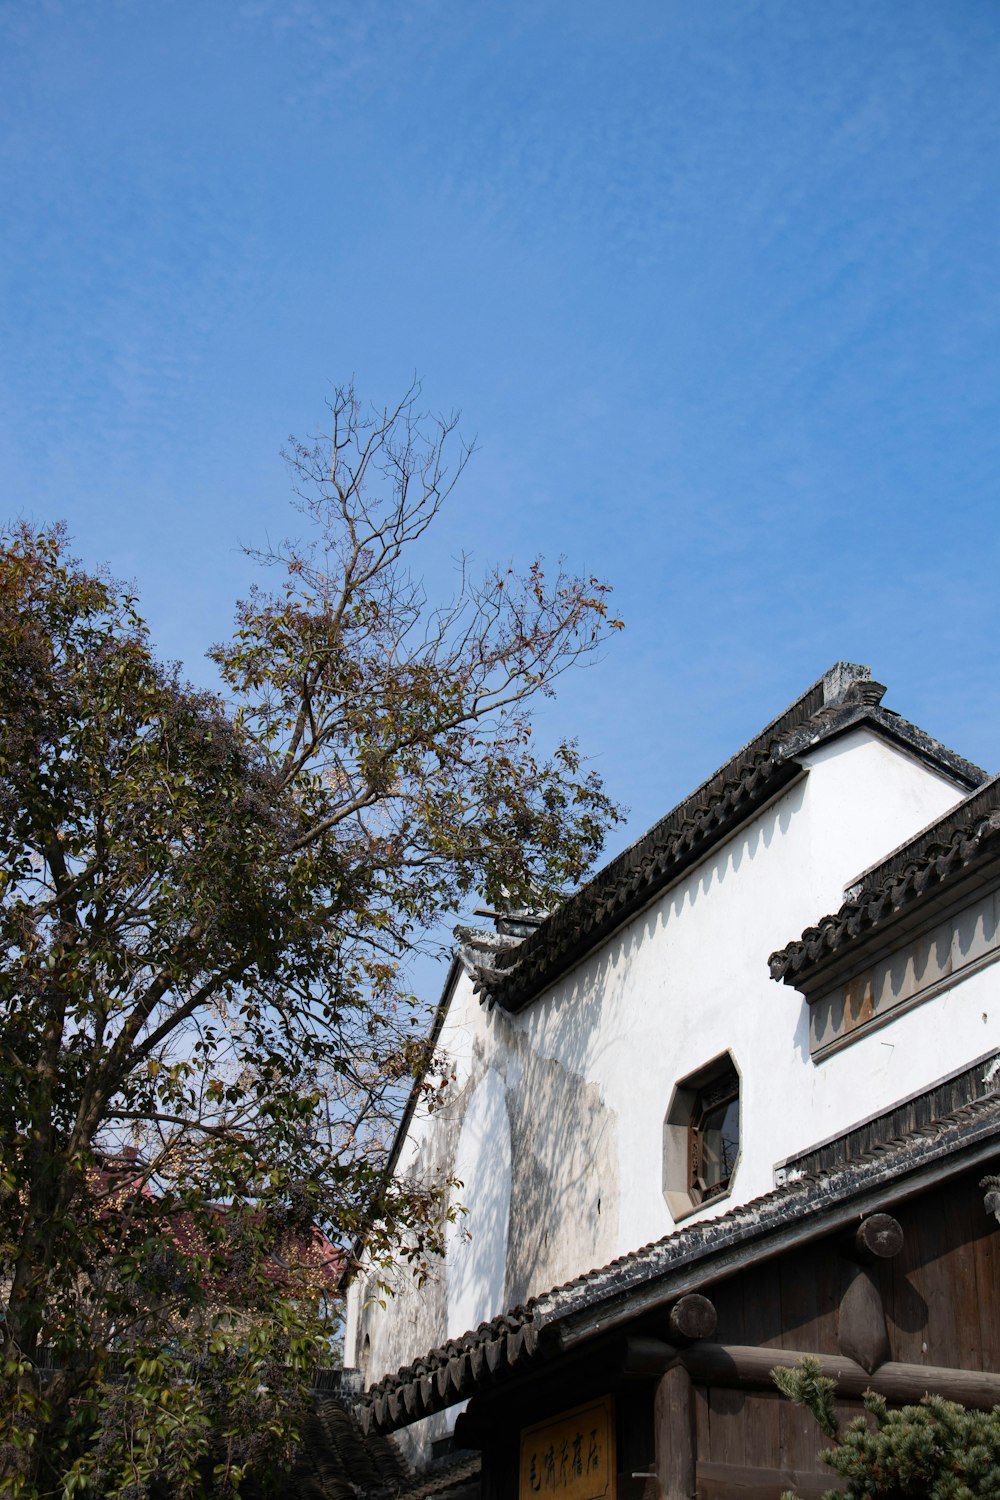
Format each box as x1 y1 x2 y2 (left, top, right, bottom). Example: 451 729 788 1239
769 773 1000 991
281 1397 480 1500
397 1455 480 1500
359 1072 1000 1436
469 665 985 1013
281 1398 410 1500
777 1051 1000 1179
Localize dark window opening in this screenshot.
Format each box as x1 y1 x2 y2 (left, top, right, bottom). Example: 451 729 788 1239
688 1066 740 1203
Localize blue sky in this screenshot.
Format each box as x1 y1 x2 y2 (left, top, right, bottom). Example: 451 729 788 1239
3 0 1000 857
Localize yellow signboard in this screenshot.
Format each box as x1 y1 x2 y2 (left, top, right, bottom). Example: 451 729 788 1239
519 1395 615 1500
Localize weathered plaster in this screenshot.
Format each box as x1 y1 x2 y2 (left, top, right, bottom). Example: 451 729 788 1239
347 724 979 1460
445 1067 511 1338
503 1024 620 1306
809 880 1000 1057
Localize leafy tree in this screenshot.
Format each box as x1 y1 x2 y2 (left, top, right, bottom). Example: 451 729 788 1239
773 1357 1000 1499
0 384 623 1497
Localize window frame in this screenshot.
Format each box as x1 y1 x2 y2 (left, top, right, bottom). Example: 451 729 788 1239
663 1050 742 1223
687 1063 740 1204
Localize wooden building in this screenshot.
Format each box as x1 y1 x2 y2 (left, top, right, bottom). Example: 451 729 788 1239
347 749 1000 1498
356 1066 1000 1497
334 669 1000 1500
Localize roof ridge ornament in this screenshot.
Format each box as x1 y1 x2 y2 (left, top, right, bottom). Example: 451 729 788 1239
472 904 548 939
822 661 872 705
843 678 888 708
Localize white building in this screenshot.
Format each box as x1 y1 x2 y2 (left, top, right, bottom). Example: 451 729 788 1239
343 662 993 1467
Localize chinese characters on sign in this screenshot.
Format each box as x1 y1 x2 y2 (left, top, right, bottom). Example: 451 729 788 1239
519 1396 615 1500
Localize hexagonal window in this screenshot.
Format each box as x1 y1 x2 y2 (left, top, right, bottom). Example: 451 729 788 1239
663 1051 741 1222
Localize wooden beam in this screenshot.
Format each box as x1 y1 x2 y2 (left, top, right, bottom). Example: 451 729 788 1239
682 1343 1000 1409
668 1294 718 1344
838 1267 889 1373
655 1364 696 1500
852 1213 904 1262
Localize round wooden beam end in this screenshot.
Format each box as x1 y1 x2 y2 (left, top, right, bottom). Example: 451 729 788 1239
854 1213 904 1260
668 1293 718 1343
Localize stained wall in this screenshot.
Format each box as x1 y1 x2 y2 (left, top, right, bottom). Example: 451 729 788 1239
346 726 989 1464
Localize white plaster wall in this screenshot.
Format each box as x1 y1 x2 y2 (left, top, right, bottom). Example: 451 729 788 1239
513 729 967 1257
347 729 975 1409
795 957 1000 1146
444 1067 511 1338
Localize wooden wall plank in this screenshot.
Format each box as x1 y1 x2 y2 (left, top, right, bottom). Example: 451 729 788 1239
706 1386 746 1473
739 1264 784 1474
696 1459 843 1497
921 1187 962 1369
777 1251 826 1472
740 1391 782 1476
949 1186 985 1371
973 1194 1000 1369
693 1384 711 1469
882 1192 928 1365
741 1259 783 1350
779 1238 840 1357
655 1365 695 1500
